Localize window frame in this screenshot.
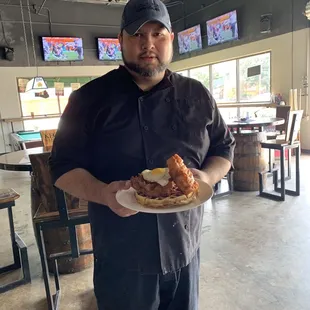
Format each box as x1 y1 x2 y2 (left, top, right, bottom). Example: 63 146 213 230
177 51 272 105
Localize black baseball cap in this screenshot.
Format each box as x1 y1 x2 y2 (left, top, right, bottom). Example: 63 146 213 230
121 0 172 35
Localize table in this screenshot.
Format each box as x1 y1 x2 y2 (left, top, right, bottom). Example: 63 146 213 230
225 117 285 191
9 131 43 151
0 147 48 171
226 117 285 133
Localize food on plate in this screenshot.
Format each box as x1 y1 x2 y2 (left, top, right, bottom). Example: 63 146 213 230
130 154 199 208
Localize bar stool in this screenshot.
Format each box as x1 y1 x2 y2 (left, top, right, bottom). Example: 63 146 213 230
258 111 303 201
0 188 31 293
266 105 291 179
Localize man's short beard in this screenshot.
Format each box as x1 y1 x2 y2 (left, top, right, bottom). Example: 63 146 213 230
122 52 172 77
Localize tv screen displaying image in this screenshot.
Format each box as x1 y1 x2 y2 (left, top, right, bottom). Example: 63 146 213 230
206 10 239 46
98 38 122 61
177 25 202 55
42 37 84 61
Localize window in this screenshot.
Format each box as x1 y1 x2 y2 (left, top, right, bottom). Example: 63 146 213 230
212 60 236 103
59 87 75 113
175 52 271 104
176 70 189 77
20 89 61 117
18 76 96 131
219 107 238 120
239 53 271 102
19 88 63 131
23 118 62 131
189 66 210 89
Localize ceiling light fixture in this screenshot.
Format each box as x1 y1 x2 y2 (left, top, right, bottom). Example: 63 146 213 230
25 0 48 93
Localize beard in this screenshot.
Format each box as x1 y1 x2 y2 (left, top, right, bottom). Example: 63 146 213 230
122 49 173 78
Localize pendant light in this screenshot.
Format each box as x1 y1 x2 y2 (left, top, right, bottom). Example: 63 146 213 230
25 0 48 93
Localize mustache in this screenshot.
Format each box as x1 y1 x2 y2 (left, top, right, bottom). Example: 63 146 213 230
139 53 158 58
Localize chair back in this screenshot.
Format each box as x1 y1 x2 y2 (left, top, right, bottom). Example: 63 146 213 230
275 105 291 133
286 110 303 144
40 129 57 148
29 152 83 258
29 152 80 212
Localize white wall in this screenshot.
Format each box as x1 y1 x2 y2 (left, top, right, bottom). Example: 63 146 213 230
169 29 310 150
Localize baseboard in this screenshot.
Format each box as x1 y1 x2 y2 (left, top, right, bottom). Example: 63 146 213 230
301 149 310 154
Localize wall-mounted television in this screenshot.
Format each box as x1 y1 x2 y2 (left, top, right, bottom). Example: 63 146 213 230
98 38 122 61
206 10 239 46
177 25 202 55
42 37 84 61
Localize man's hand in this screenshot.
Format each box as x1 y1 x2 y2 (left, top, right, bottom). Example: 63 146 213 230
191 157 231 187
103 181 139 218
190 168 212 185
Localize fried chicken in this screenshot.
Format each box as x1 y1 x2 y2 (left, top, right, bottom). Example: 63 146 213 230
166 154 199 195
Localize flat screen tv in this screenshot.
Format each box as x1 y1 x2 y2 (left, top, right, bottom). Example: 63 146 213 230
42 37 84 61
206 10 239 46
177 25 202 55
98 38 122 61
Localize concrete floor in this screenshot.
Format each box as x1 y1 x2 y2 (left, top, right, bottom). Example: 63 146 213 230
0 155 310 310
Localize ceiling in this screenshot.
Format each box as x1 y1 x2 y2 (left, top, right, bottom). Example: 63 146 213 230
58 0 181 6
60 0 129 4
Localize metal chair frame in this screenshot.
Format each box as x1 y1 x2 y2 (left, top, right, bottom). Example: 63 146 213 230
0 198 31 293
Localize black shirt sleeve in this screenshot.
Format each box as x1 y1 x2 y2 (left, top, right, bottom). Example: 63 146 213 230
203 87 236 166
49 89 91 184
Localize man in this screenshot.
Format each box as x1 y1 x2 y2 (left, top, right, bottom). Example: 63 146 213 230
49 0 235 309
74 38 83 60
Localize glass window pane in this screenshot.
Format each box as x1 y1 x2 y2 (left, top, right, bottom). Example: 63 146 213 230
239 106 275 119
23 118 60 131
59 87 74 113
219 107 238 121
176 70 189 77
19 88 61 116
189 66 210 89
239 53 271 102
212 60 237 103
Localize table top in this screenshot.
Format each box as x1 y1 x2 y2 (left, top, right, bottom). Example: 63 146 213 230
225 117 284 128
0 147 51 171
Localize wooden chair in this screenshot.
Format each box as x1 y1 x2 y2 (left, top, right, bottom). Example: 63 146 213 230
258 110 303 201
40 129 57 148
29 153 92 310
266 105 291 140
0 188 31 293
265 106 291 175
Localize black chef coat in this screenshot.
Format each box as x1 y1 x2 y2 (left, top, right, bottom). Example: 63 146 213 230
49 65 235 275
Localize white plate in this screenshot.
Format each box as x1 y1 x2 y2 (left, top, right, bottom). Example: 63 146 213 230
115 179 213 214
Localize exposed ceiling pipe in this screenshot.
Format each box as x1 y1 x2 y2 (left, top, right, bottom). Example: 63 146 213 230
36 0 47 15
171 0 226 24
0 18 120 28
0 2 53 35
0 0 184 32
58 0 183 7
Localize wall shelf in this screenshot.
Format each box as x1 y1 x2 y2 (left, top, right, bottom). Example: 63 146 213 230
0 114 62 123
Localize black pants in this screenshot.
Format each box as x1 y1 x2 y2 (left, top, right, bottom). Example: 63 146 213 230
94 250 200 310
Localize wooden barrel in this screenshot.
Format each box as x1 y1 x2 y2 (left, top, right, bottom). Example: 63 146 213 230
233 131 268 191
30 153 93 274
